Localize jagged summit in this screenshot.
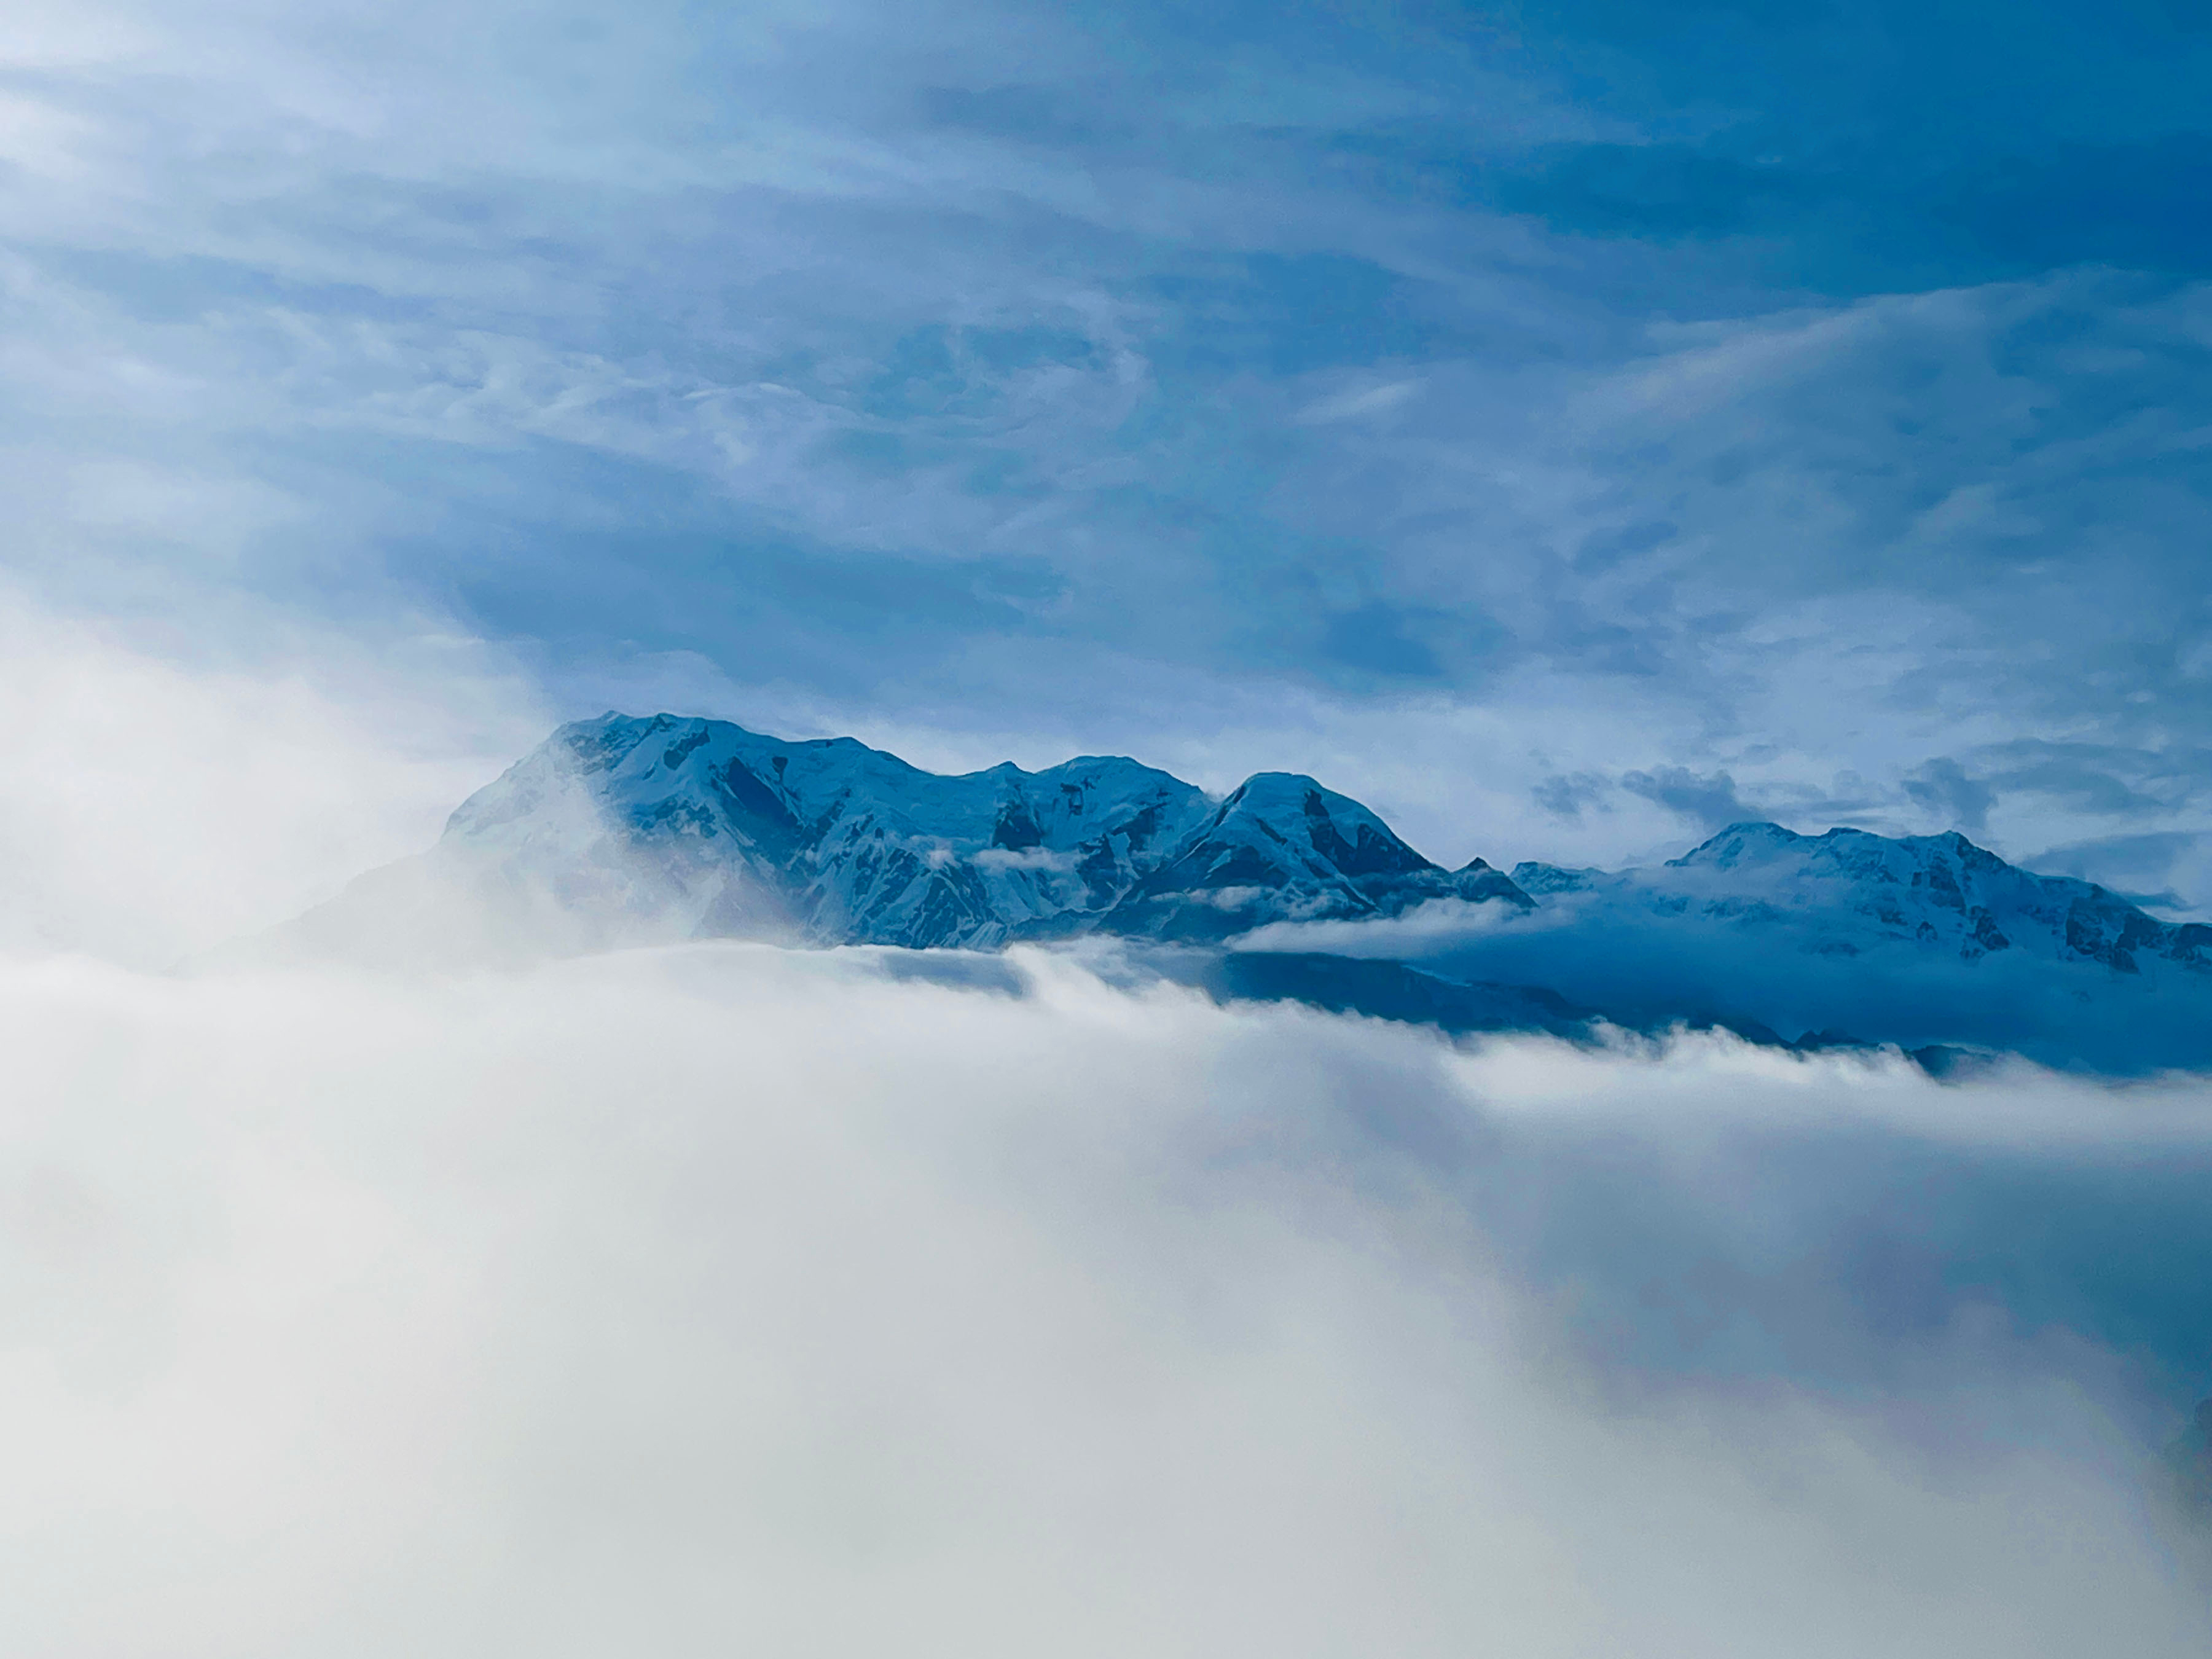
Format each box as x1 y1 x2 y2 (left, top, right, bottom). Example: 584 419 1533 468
1108 771 1531 941
402 712 1531 951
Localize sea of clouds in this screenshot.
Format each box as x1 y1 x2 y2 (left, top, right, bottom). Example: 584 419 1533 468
4 586 2212 1656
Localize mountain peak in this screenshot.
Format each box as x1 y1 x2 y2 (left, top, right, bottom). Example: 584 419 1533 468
1104 769 1526 941
418 713 1529 951
1219 771 1438 876
1667 820 1805 869
1621 815 2206 977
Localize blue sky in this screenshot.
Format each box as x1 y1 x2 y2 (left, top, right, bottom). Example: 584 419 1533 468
6 0 2212 906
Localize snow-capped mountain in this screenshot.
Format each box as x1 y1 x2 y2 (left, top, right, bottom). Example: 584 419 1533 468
1378 818 2212 1069
439 711 1222 948
283 712 2212 1069
1512 820 2212 981
312 712 1530 953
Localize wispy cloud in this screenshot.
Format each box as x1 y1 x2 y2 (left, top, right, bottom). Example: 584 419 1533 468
3 0 2210 905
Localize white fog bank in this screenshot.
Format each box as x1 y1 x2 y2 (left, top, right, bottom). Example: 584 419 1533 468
0 580 547 969
2 942 2208 1658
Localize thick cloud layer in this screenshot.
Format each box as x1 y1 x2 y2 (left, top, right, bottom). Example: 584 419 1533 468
3 590 2209 1653
4 944 2211 1657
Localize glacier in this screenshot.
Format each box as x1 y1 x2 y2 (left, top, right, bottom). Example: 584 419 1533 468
284 712 2212 1071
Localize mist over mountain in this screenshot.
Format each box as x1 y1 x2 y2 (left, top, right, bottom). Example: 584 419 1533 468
19 0 2212 1645
284 713 2212 1072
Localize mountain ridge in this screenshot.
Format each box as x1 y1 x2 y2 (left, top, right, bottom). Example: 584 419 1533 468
429 710 1531 950
281 712 2212 1070
1513 818 2211 977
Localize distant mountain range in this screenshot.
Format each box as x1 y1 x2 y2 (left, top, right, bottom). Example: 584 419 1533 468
286 712 2212 1072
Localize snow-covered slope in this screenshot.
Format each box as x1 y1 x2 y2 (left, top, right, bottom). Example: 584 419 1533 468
1512 821 2212 982
1387 819 2212 1069
299 712 1531 954
1106 771 1529 941
433 712 1220 948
